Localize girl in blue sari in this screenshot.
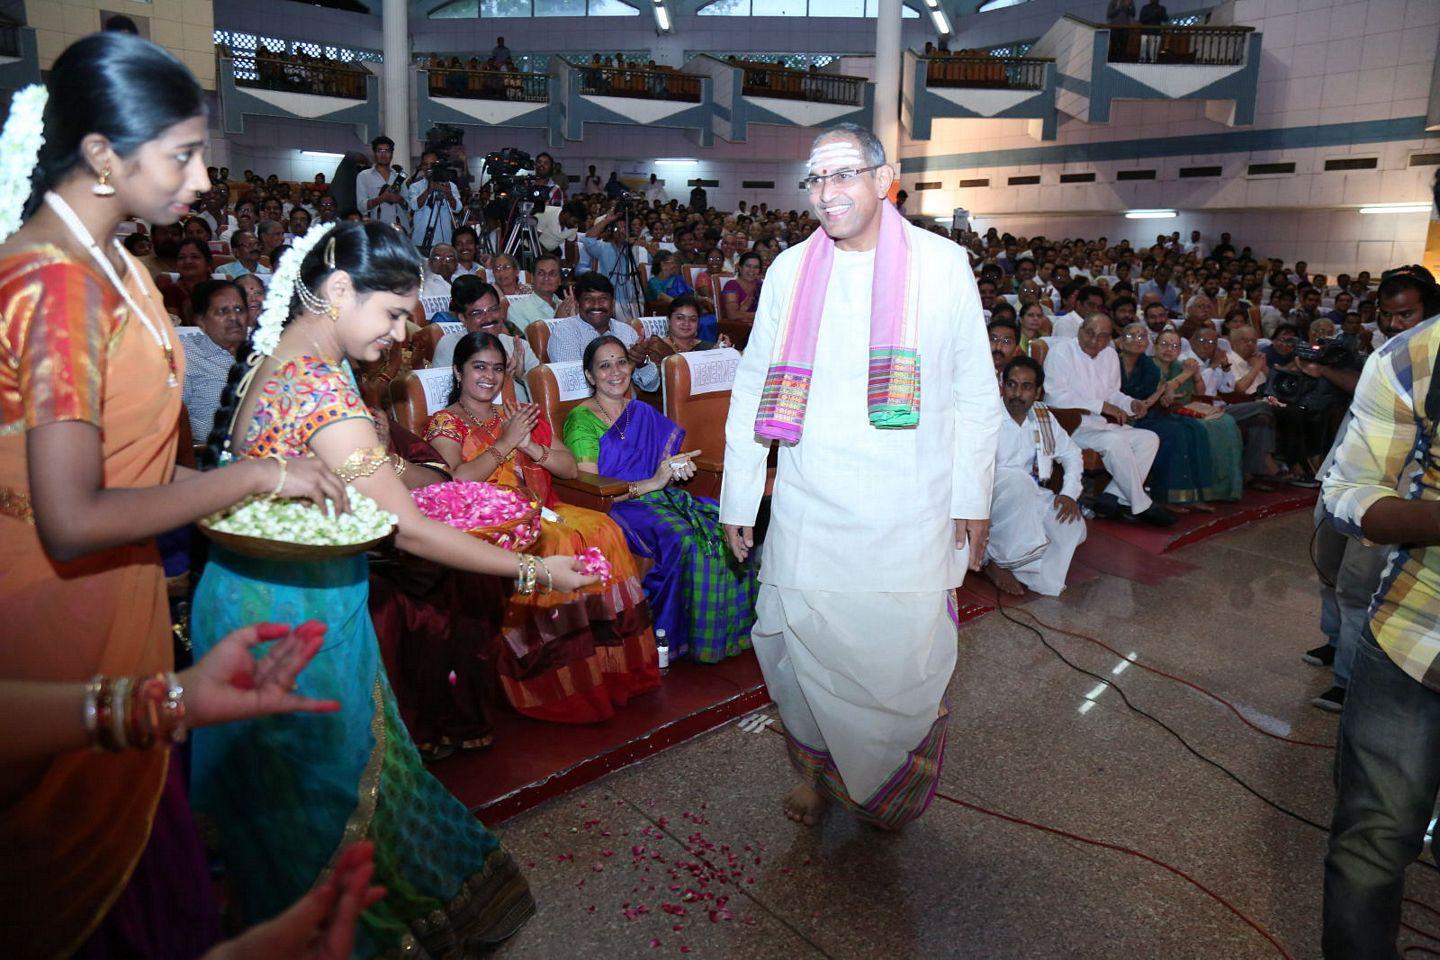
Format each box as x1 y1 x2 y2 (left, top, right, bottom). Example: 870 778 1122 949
1116 321 1214 510
563 336 759 663
192 222 599 957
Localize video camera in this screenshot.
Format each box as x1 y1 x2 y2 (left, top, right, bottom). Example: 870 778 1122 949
481 147 549 222
422 124 468 187
1292 336 1356 368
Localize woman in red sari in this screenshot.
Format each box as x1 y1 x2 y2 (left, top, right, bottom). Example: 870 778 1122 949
425 332 658 723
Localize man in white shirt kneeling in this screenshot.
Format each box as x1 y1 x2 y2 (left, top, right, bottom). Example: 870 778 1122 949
984 356 1087 597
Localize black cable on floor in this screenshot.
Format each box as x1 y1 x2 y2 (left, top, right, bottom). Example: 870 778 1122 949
991 586 1331 833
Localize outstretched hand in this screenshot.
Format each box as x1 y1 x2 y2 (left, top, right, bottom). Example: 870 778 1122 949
201 841 385 960
182 622 340 729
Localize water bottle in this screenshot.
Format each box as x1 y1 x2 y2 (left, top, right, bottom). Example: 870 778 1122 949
655 629 670 677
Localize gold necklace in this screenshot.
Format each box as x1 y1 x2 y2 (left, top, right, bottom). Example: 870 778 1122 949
460 399 499 427
592 397 630 440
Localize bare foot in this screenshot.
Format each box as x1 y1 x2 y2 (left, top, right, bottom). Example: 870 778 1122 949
981 561 1025 597
783 783 827 827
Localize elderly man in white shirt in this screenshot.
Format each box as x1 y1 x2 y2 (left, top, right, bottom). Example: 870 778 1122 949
984 355 1087 597
1042 313 1173 525
721 124 999 832
420 244 459 299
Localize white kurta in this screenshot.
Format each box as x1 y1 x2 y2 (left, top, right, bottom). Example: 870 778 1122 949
720 220 999 818
987 404 1088 596
1041 337 1158 513
721 226 1001 592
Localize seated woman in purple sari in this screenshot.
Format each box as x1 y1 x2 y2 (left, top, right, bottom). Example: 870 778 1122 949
562 336 758 664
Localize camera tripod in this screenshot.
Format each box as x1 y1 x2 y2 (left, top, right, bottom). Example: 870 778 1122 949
607 196 645 321
502 200 544 273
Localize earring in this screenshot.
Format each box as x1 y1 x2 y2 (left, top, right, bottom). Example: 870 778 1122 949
92 168 116 197
328 303 340 322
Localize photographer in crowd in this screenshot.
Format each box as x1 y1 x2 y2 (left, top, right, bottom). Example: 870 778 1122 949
408 148 462 252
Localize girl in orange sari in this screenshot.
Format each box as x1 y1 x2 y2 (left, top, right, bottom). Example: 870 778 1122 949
0 35 346 959
425 332 658 723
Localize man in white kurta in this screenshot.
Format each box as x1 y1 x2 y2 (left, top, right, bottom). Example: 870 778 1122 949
985 356 1087 597
1041 314 1172 525
720 126 1000 830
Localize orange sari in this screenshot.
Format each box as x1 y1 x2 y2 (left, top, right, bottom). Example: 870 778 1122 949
0 247 182 958
424 409 659 723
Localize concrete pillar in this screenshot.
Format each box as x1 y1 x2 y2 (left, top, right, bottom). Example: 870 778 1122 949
382 0 411 171
873 0 902 164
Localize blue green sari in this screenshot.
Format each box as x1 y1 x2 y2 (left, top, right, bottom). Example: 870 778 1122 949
1118 353 1213 505
191 357 533 957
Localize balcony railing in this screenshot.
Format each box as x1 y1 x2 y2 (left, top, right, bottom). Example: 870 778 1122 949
227 52 368 99
1106 25 1252 66
739 62 865 107
576 64 701 102
426 66 548 102
922 55 1048 91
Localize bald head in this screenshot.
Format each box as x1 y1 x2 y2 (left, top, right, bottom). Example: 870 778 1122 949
428 244 458 281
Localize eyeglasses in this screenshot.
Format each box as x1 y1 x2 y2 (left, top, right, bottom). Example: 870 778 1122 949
1120 332 1148 341
988 335 1016 347
464 305 504 320
798 166 883 193
431 255 457 263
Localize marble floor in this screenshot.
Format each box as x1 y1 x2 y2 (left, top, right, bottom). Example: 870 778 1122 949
488 512 1440 960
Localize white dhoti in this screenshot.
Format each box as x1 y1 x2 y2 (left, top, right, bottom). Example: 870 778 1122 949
986 467 1087 596
1069 421 1158 513
751 585 955 827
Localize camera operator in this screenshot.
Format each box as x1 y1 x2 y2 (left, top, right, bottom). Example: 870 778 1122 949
531 152 564 207
356 135 408 230
1320 264 1440 959
1262 319 1362 486
406 149 461 253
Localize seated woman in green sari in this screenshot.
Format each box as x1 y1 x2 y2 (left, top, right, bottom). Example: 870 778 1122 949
1152 327 1244 503
563 336 759 664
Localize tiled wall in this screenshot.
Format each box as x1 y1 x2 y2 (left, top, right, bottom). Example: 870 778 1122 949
30 0 216 88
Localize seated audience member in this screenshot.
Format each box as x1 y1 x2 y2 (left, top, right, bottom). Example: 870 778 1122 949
215 229 270 279
421 243 459 298
183 217 213 245
507 254 579 330
1116 321 1219 512
430 275 537 400
1337 312 1369 356
1138 265 1182 313
234 272 266 330
181 279 249 438
122 231 152 260
424 332 659 722
693 247 728 303
1050 282 1104 339
161 238 214 322
1018 301 1050 353
721 252 763 324
492 253 532 298
1152 328 1243 502
1190 324 1281 489
983 356 1087 597
257 218 288 268
1326 291 1354 324
451 226 485 277
1110 295 1138 328
642 294 734 363
1260 287 1296 337
1042 314 1172 525
545 272 662 392
288 205 312 236
647 251 717 342
988 316 1022 379
563 335 758 663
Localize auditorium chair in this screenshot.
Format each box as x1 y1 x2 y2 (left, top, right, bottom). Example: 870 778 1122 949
418 294 451 324
387 364 516 438
1044 407 1113 503
526 361 630 512
659 348 742 499
410 321 464 370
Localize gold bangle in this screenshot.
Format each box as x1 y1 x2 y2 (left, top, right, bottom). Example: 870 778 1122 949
333 445 391 483
392 457 407 480
267 453 288 499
